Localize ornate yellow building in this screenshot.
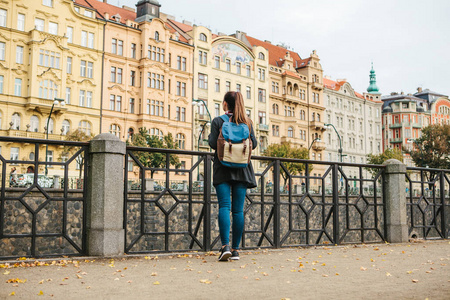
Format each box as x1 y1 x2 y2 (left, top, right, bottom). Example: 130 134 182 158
0 0 104 176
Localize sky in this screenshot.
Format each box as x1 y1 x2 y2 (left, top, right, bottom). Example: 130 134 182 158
118 0 450 97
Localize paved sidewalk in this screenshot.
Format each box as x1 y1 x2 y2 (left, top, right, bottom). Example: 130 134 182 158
1 240 449 299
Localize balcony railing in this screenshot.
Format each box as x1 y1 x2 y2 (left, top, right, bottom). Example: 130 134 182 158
389 138 403 143
258 124 269 131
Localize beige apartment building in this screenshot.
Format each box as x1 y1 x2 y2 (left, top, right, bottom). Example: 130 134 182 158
85 0 194 181
0 0 104 176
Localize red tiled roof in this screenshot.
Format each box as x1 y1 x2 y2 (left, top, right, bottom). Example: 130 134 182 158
282 70 301 79
246 35 302 67
165 21 189 43
168 19 193 33
81 0 136 24
354 91 364 99
296 57 311 69
324 77 366 99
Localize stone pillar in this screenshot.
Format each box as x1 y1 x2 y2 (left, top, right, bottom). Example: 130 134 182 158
383 159 408 243
86 133 126 256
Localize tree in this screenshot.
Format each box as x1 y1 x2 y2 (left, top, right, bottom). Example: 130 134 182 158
61 129 94 179
366 148 403 177
407 124 450 170
264 142 310 186
130 128 181 178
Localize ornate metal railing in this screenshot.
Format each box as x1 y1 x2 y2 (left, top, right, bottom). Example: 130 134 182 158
0 136 89 259
406 167 450 239
124 146 387 254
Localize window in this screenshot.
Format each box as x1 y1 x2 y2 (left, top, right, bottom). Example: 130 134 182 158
117 68 122 84
198 73 208 89
17 13 25 31
288 127 294 138
226 81 230 92
117 40 123 55
84 10 93 18
258 89 266 102
10 147 19 161
112 38 117 54
215 79 220 92
0 9 6 27
154 31 159 41
148 72 165 90
11 113 20 130
176 133 185 149
66 27 73 43
49 22 58 35
236 62 241 74
199 50 207 65
285 105 294 117
258 52 265 60
65 87 71 104
0 75 3 93
150 128 163 139
80 60 92 78
226 59 230 71
150 100 164 116
272 81 279 93
16 46 23 64
79 90 85 106
88 32 94 48
62 120 70 135
246 86 251 99
111 67 116 82
45 118 54 134
258 68 265 80
14 78 22 96
109 124 120 137
43 0 53 7
130 70 136 86
39 80 58 99
0 42 4 60
109 95 115 110
199 33 207 42
214 56 220 68
258 111 266 124
87 61 93 78
215 103 220 117
66 57 72 74
30 115 39 132
272 104 279 115
129 98 135 114
81 30 88 47
272 125 279 136
148 45 165 62
78 120 91 135
131 43 136 59
236 83 241 93
246 65 251 77
35 18 44 31
39 50 60 68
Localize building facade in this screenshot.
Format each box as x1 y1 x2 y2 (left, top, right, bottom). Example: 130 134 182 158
0 0 104 176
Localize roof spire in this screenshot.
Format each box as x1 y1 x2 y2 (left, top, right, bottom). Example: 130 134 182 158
367 62 379 94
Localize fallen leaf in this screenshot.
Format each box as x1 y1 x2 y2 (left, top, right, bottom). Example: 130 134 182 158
335 273 339 276
38 291 44 296
386 272 392 277
9 292 15 296
3 270 10 275
322 274 328 277
199 279 211 284
86 286 91 289
153 281 160 285
412 279 419 283
76 274 83 279
360 267 367 271
151 272 157 276
114 278 119 281
127 280 132 283
6 278 27 284
39 280 44 284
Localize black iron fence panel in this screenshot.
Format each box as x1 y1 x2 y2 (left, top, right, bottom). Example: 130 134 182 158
124 147 387 254
406 167 450 239
0 136 89 259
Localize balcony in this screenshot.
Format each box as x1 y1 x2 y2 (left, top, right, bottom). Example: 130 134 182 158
389 138 403 144
389 123 403 129
411 123 422 128
258 124 269 131
0 129 65 140
311 82 323 90
281 136 306 146
197 113 210 122
312 141 326 151
309 120 325 130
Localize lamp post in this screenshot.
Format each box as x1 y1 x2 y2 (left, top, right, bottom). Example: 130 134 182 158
197 121 210 180
324 123 343 162
45 98 65 175
308 137 321 158
192 99 212 143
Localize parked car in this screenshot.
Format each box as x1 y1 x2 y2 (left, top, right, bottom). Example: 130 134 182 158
16 174 54 188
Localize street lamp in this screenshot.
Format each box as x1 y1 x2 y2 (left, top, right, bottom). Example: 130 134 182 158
197 121 210 180
192 99 212 123
324 123 343 162
45 98 65 175
308 137 322 154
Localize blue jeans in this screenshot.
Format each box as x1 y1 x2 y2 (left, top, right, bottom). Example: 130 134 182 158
215 181 247 249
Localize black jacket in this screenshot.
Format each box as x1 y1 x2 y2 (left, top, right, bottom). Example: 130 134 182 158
208 116 258 188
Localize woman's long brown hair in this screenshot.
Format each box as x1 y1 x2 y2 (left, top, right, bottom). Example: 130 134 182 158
223 91 252 129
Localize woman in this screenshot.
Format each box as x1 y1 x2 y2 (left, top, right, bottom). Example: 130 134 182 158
208 91 257 261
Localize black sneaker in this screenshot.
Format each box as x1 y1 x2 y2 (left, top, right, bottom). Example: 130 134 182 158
230 250 240 260
218 245 232 261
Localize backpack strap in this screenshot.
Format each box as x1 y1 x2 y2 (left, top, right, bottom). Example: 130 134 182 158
220 114 230 123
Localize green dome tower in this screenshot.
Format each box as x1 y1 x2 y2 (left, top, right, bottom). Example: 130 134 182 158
367 63 379 94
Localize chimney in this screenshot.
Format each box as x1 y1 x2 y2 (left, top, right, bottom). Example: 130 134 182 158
182 20 192 26
264 40 271 44
417 87 423 93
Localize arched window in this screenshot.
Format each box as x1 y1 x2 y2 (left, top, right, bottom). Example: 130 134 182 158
312 112 315 121
78 120 91 135
62 119 70 135
155 31 160 41
109 124 120 137
149 128 163 140
199 33 207 42
258 52 265 60
317 114 320 122
39 80 58 100
176 133 185 149
272 104 278 115
288 127 293 138
45 117 54 134
11 113 21 130
127 128 134 140
30 115 39 132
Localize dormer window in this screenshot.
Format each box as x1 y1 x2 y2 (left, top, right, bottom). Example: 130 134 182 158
113 14 121 23
258 52 265 60
199 33 207 42
155 31 160 41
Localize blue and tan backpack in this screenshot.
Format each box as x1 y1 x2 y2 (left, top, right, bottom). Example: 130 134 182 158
217 114 252 168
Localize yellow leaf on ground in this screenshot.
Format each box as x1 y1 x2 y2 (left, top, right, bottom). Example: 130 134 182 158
9 291 15 296
3 270 10 275
38 291 43 296
153 281 160 285
386 272 392 277
199 279 212 284
151 272 157 276
38 280 44 284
